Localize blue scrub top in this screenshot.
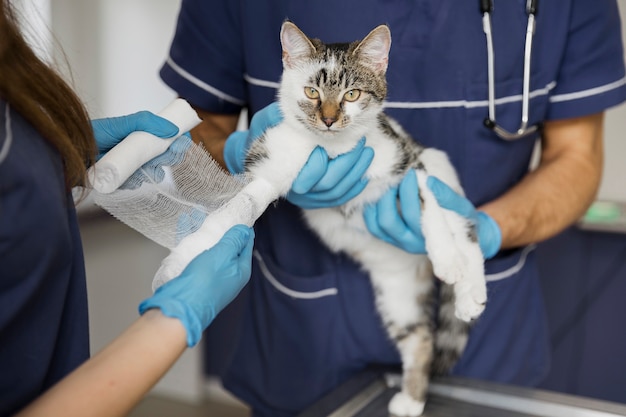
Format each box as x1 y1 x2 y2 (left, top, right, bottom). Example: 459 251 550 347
161 1 626 416
0 101 90 415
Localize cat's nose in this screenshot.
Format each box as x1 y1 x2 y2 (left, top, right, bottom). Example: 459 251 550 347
322 117 336 127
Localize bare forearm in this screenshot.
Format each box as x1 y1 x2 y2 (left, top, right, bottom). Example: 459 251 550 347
190 107 239 170
16 310 187 417
480 113 604 249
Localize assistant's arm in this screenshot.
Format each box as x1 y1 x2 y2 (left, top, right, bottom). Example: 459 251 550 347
480 112 604 249
15 224 254 417
190 108 239 170
15 310 187 417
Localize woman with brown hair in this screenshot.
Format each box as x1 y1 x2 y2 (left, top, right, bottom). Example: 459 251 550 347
0 1 255 416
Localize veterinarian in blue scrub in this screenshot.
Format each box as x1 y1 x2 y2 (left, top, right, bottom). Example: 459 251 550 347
160 1 626 416
0 1 254 414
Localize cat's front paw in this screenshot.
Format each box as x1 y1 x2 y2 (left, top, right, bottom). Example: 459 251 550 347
453 279 487 322
388 392 425 417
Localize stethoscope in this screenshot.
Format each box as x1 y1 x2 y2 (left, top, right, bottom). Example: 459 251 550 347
481 0 540 140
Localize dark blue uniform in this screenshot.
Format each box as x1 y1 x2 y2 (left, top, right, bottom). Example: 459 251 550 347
0 101 90 415
161 1 626 416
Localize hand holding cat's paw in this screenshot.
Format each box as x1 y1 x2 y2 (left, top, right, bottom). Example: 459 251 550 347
224 102 283 174
287 138 374 209
427 176 502 259
364 170 427 253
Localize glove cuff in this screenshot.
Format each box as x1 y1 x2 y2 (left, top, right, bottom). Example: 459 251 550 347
477 211 502 259
138 297 211 347
223 131 247 174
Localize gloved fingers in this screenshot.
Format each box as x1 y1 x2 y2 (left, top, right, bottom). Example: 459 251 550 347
248 102 283 139
224 131 250 174
290 147 330 194
364 188 426 253
210 225 254 259
398 170 422 235
121 111 180 139
308 138 370 192
237 227 255 280
292 145 372 204
288 177 368 209
427 176 475 219
364 202 394 244
92 111 179 160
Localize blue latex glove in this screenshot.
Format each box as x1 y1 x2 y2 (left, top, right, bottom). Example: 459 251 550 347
223 102 283 174
92 111 180 160
138 225 254 347
364 170 425 253
286 138 375 209
427 176 501 259
364 172 502 259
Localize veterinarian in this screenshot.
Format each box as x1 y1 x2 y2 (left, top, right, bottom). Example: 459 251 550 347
160 1 626 416
0 1 254 415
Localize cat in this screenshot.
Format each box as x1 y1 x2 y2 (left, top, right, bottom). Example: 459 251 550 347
241 21 488 417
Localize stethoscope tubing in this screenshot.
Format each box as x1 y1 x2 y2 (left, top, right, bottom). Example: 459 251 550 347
481 0 540 140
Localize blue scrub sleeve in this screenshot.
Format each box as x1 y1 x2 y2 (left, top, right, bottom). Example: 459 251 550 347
547 0 626 119
160 0 246 113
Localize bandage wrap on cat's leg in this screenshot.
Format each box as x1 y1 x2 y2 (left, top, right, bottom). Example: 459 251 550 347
153 178 278 289
90 100 281 290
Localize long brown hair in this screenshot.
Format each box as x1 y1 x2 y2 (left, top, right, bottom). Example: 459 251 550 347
0 0 96 189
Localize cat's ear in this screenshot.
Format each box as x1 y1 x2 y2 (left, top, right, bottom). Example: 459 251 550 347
280 21 316 68
353 25 391 74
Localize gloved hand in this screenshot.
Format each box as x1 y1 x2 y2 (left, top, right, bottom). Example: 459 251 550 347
138 225 255 347
223 102 283 174
427 176 501 259
286 138 375 209
92 111 180 160
364 170 425 253
364 172 502 259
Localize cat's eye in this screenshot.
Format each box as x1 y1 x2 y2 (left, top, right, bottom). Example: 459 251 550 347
304 87 320 99
343 90 361 102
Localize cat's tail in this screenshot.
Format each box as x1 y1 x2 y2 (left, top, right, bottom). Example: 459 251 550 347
431 282 471 376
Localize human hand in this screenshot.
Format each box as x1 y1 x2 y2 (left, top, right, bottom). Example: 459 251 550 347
363 170 425 253
364 173 502 258
138 225 255 347
427 176 501 259
223 102 283 174
92 111 180 160
286 138 374 209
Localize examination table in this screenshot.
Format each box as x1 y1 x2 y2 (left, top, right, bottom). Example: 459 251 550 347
297 369 626 417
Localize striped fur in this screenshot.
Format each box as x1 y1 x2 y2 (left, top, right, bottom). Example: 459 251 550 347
245 22 487 417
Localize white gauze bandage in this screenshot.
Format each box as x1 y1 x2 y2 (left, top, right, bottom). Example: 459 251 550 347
88 98 202 194
90 111 280 290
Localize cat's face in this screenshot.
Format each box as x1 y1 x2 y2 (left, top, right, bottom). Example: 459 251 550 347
279 22 391 137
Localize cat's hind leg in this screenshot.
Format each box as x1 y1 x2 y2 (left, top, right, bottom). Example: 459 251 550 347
361 252 434 417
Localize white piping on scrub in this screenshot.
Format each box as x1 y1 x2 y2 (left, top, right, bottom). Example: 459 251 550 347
254 250 339 299
165 57 246 106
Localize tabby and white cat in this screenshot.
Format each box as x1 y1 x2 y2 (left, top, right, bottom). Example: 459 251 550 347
244 21 487 417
